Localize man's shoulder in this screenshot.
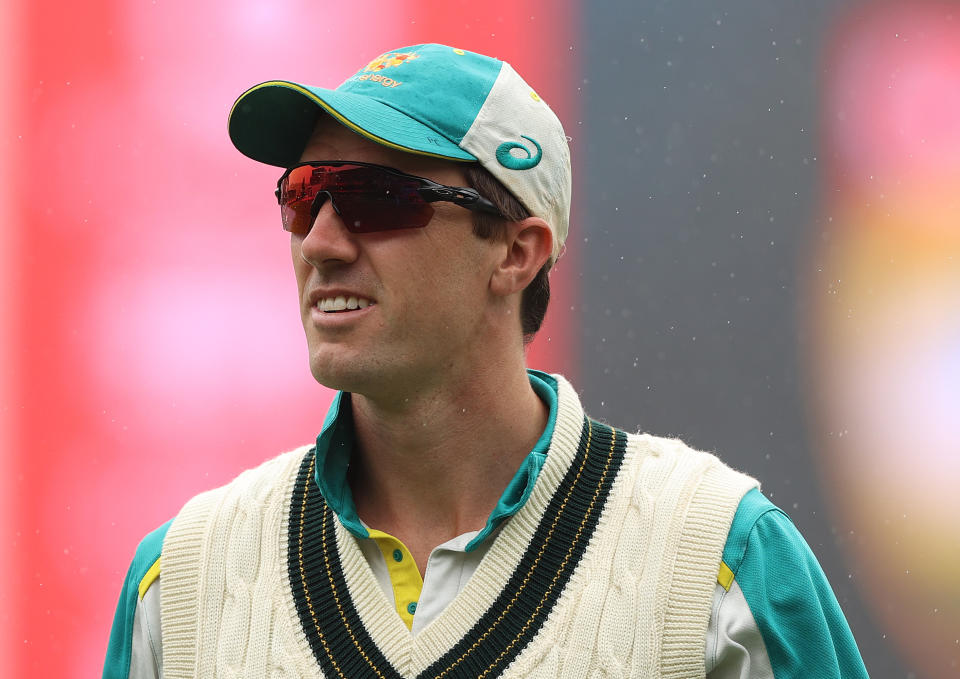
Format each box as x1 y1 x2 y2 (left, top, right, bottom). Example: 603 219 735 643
129 519 174 599
721 487 785 572
622 429 712 459
606 425 760 548
222 444 315 490
618 428 759 492
220 444 316 489
180 444 314 507
169 444 315 529
134 445 315 588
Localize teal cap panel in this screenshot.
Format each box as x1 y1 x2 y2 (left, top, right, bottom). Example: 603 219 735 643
229 82 476 167
337 44 502 145
228 44 502 168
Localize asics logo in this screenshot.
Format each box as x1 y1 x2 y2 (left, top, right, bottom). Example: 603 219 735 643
496 135 542 170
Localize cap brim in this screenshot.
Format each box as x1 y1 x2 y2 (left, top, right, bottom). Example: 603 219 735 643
228 81 476 167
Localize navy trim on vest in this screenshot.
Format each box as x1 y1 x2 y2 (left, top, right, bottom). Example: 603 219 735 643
287 418 627 678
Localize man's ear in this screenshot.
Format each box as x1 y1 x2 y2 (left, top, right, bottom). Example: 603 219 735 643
489 217 553 297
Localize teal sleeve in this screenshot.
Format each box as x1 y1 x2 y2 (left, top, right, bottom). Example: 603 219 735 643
102 520 173 679
723 489 869 678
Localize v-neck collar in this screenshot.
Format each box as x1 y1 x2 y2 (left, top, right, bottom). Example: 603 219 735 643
286 377 629 677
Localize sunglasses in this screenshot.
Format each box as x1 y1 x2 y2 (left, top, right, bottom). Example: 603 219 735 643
275 161 504 234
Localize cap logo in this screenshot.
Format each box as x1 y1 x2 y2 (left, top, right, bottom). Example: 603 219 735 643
363 52 419 72
496 135 543 170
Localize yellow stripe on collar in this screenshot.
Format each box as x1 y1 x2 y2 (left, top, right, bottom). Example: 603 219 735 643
138 557 161 600
718 560 735 592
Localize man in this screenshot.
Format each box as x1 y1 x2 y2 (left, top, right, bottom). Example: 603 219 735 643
104 44 869 678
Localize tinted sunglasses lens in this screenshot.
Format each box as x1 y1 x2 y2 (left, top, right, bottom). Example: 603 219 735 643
334 168 434 232
279 165 322 234
279 165 435 234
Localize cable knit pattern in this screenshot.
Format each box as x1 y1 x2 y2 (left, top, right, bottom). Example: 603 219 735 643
495 423 756 679
160 376 757 678
161 445 318 679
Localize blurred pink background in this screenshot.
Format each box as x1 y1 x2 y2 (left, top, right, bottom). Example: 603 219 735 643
3 2 576 675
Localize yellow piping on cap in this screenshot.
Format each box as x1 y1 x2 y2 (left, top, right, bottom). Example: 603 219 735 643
231 81 474 163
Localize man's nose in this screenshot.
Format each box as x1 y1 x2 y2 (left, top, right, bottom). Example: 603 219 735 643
298 193 360 267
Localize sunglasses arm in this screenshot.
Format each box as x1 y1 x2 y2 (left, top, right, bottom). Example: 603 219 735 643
419 186 504 217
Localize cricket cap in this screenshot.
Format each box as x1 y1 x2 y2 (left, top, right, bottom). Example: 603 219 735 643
228 43 571 261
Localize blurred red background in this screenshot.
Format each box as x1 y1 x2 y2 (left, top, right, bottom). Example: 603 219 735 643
4 2 577 675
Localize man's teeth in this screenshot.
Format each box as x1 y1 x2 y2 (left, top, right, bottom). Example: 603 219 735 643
317 296 373 312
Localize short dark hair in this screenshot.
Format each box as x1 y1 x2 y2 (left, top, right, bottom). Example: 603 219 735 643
462 164 551 340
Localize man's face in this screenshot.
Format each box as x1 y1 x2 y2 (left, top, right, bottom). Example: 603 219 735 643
291 117 503 398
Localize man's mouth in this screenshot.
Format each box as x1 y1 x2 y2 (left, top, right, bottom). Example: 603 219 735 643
315 296 375 313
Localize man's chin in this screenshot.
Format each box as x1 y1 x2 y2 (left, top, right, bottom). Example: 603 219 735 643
308 355 376 394
309 357 424 403
309 363 355 392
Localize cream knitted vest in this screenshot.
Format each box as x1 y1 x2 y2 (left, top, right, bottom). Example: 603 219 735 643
161 376 757 678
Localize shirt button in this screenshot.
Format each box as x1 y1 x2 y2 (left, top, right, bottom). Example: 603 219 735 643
392 549 403 562
407 601 417 615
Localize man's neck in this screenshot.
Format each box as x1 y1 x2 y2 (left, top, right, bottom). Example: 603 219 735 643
347 362 549 570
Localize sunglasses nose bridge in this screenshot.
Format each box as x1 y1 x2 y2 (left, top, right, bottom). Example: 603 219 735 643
299 188 361 267
309 190 343 222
